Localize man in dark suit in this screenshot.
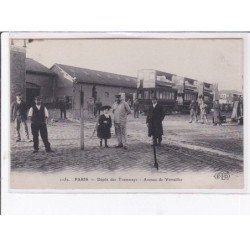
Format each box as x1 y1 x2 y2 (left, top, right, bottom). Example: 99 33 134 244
146 97 165 146
59 96 67 119
28 96 54 153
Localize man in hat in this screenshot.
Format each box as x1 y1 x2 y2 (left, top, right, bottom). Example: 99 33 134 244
133 98 140 118
212 100 221 126
11 93 31 142
94 97 102 117
189 99 198 123
200 100 208 124
28 96 53 153
87 97 95 118
146 97 165 146
58 96 67 119
112 94 132 149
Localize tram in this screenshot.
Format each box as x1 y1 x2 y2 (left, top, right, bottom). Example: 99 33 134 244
173 76 198 113
137 69 176 114
137 69 217 114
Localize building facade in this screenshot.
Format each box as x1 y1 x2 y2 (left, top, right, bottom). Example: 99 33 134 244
10 45 26 103
25 58 56 107
51 64 137 118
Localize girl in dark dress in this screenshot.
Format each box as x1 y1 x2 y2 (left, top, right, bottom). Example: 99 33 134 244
97 106 112 148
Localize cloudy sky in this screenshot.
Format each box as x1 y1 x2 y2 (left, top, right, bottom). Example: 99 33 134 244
17 38 243 91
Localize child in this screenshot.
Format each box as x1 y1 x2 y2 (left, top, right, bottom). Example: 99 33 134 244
97 106 112 148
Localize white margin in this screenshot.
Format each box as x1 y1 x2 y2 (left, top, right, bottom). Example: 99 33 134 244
1 32 250 214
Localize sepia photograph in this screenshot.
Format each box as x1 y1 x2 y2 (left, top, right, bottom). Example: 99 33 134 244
6 35 244 190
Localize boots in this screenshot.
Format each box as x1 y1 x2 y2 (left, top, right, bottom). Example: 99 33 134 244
100 139 103 148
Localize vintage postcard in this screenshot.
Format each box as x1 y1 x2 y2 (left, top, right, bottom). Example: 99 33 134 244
1 33 247 192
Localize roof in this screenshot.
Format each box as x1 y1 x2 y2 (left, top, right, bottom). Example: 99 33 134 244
219 90 242 95
55 64 137 89
26 58 55 76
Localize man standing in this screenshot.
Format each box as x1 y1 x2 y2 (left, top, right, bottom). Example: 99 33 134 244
28 96 53 153
133 98 140 118
94 97 102 117
200 100 208 124
212 100 221 126
146 97 165 146
87 97 95 118
189 100 198 123
59 96 67 119
11 94 31 142
112 94 132 149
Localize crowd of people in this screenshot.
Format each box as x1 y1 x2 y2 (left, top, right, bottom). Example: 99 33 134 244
12 92 239 153
11 93 164 153
189 97 223 126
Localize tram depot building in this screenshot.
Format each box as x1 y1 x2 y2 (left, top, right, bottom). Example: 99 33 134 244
10 45 137 119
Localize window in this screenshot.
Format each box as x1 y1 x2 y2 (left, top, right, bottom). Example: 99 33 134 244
159 91 163 99
185 93 189 101
144 91 149 99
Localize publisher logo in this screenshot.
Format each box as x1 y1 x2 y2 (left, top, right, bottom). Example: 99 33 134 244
214 171 230 180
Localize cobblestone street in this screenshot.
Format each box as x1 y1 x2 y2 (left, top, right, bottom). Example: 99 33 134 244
10 111 244 189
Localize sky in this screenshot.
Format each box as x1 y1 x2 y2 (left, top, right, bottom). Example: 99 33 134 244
15 38 243 91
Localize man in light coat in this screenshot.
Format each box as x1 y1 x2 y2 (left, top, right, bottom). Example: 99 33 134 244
112 94 132 149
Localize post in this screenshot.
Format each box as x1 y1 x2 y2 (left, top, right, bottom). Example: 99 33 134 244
80 86 84 150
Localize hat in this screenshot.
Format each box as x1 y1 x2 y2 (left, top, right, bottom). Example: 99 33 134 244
100 105 111 111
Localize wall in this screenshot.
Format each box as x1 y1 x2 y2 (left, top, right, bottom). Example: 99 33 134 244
73 83 135 119
51 65 74 99
10 46 26 103
51 64 136 119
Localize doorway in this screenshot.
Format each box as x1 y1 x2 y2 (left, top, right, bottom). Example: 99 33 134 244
26 86 40 108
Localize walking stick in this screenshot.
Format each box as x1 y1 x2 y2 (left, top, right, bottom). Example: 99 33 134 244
153 139 159 170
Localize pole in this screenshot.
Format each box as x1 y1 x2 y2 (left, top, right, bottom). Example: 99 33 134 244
153 139 159 170
80 85 84 150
